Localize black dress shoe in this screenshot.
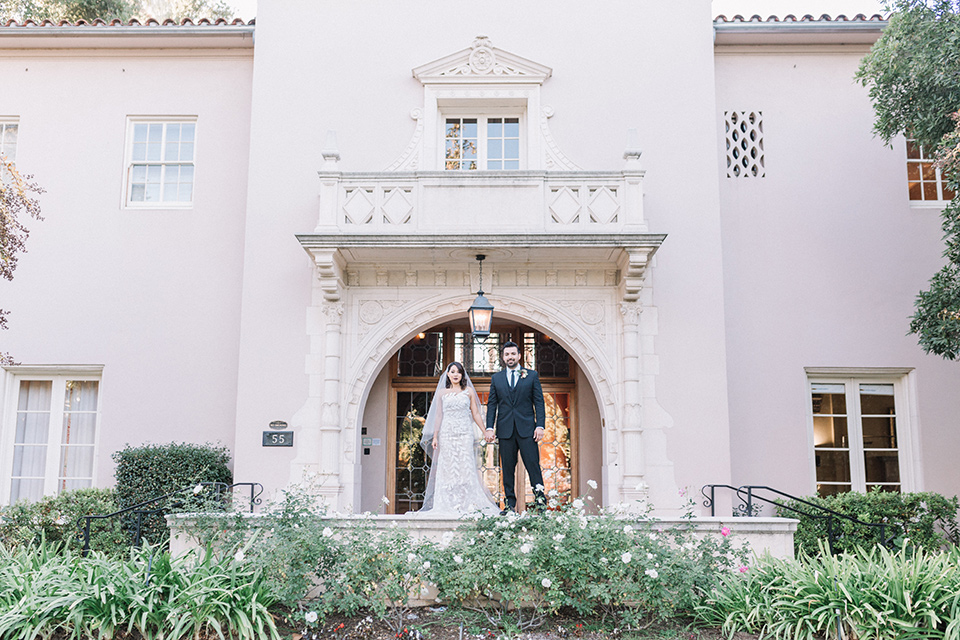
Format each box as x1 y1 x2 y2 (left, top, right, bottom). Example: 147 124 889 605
499 507 515 516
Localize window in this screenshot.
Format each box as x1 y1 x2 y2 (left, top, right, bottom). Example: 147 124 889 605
3 371 101 503
807 372 915 497
0 119 18 162
444 116 521 170
124 118 195 207
907 139 954 203
0 119 18 181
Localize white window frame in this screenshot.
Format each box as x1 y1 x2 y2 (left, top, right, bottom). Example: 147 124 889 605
0 365 104 505
906 138 954 207
0 117 18 162
804 367 920 496
122 116 197 209
441 110 525 171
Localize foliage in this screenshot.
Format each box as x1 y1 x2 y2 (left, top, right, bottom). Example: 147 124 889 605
776 489 960 556
0 540 278 640
0 487 127 555
0 0 235 22
856 1 960 358
112 441 232 546
425 495 750 633
0 155 43 366
696 542 960 639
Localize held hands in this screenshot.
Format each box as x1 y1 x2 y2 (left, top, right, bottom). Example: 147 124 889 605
534 427 544 443
432 437 438 449
484 429 496 443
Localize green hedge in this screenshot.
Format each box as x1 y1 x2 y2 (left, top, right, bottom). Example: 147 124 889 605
0 488 127 555
112 442 232 545
776 489 959 555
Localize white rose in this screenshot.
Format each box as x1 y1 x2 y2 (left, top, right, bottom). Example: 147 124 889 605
381 496 390 505
304 611 318 624
621 552 632 564
541 578 552 588
193 483 204 494
322 527 333 537
520 543 533 554
587 479 598 489
623 525 633 534
553 534 565 542
647 553 654 560
600 557 608 564
422 561 431 570
407 553 417 563
645 568 659 579
454 555 463 564
573 499 584 509
233 550 245 563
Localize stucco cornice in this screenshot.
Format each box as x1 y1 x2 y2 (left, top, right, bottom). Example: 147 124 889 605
0 24 254 49
297 233 665 250
714 20 886 46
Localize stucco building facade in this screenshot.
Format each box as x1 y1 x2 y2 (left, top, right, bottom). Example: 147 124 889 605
1 2 957 516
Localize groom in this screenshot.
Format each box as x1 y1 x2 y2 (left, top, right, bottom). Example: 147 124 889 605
485 341 547 513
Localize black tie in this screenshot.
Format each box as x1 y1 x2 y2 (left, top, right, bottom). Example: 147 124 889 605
510 370 517 387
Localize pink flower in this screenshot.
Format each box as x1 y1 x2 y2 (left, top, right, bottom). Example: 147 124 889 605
720 526 730 537
738 565 749 573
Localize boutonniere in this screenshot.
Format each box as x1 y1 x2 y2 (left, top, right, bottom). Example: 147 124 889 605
519 369 528 379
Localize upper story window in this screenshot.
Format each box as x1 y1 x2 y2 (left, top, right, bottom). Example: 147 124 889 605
806 369 916 497
124 118 196 207
907 139 954 203
0 119 18 162
2 368 102 504
444 116 521 170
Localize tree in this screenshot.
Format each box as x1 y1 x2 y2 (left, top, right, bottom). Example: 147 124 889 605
0 0 234 22
0 156 44 366
857 0 960 359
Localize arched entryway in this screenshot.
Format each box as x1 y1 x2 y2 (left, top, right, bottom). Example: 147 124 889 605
359 317 601 514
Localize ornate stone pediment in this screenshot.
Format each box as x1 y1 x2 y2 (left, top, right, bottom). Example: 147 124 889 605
412 36 552 85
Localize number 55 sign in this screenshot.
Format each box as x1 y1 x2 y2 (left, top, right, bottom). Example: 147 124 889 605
262 431 294 447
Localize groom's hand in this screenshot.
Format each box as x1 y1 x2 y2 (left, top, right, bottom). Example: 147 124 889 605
534 427 544 443
485 428 496 443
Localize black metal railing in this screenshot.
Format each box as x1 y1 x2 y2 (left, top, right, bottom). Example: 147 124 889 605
701 484 896 554
77 481 263 556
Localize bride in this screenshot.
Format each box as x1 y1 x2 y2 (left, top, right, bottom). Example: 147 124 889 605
417 362 500 516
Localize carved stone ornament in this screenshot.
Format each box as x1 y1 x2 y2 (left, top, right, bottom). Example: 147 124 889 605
619 301 642 325
322 301 345 324
359 301 383 325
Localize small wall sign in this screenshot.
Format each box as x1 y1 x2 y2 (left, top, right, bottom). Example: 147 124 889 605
268 421 288 430
262 431 294 447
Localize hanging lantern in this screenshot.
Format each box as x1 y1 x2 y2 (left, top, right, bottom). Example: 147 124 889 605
468 254 494 337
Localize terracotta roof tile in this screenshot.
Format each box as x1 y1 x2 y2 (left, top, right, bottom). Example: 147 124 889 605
1 17 253 28
714 13 887 23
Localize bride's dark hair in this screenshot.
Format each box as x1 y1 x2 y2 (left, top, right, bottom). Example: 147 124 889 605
445 362 467 389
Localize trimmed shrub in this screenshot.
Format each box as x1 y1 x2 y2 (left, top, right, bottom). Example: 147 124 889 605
0 488 127 555
776 489 959 555
112 442 232 545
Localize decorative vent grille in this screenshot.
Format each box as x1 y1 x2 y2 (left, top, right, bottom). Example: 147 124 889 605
725 111 765 178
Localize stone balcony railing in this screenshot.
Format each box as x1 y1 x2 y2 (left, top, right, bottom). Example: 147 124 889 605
316 170 646 234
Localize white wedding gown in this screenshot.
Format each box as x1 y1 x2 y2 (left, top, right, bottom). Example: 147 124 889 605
421 392 500 516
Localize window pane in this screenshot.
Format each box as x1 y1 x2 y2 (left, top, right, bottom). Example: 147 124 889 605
817 483 850 497
864 451 900 483
163 165 180 185
147 165 162 182
179 182 193 202
180 142 194 162
147 123 163 142
860 384 894 412
813 415 848 447
921 163 937 180
504 118 520 136
862 417 896 449
147 142 162 162
488 160 502 170
815 449 850 483
145 183 160 202
944 185 956 200
462 119 477 137
488 119 502 137
10 478 44 503
131 184 145 201
504 159 520 170
181 123 195 142
907 164 921 181
62 412 97 445
909 182 923 200
165 142 180 161
164 183 179 201
133 124 148 143
811 385 845 414
865 484 900 494
59 444 95 480
18 380 52 411
166 123 181 141
488 139 502 160
2 123 18 145
505 138 520 159
64 381 98 412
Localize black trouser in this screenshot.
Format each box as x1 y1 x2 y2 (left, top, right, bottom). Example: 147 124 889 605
499 430 545 509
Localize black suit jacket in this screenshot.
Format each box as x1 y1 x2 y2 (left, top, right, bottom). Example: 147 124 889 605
486 368 546 439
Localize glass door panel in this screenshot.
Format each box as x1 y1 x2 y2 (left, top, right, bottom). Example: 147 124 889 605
393 391 432 514
523 392 572 509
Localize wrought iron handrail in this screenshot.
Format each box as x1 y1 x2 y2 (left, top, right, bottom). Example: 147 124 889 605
701 483 895 554
77 481 263 556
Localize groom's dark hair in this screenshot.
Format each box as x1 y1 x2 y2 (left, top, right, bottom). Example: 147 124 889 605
501 340 519 354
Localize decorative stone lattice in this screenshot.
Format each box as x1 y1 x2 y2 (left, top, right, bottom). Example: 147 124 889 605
342 186 414 226
725 111 765 178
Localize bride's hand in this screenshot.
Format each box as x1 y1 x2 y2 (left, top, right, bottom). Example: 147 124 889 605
432 438 438 449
